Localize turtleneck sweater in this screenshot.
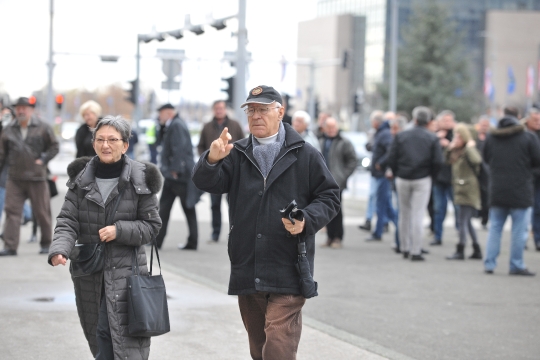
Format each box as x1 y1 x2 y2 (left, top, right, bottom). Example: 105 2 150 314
95 157 124 202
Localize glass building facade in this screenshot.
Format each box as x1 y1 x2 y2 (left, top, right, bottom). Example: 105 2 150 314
317 0 540 96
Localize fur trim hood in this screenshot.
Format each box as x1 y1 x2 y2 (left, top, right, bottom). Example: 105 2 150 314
490 116 525 138
67 155 163 194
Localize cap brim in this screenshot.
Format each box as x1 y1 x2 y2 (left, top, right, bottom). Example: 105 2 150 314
240 99 276 108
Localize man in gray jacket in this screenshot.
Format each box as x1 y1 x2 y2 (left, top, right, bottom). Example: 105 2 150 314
0 97 59 256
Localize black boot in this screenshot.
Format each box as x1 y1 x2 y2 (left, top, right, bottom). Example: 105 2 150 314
446 244 465 260
358 219 371 231
469 243 482 259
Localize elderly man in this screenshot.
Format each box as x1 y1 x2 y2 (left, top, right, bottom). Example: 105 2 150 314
387 106 442 261
0 97 59 256
197 100 244 243
192 85 340 359
319 117 358 249
291 110 320 151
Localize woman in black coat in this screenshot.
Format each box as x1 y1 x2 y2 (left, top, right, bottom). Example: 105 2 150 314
75 100 101 158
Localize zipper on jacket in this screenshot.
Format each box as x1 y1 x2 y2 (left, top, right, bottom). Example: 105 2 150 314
237 143 302 191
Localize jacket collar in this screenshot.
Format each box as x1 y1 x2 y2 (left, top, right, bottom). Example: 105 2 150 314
234 122 304 152
490 116 525 137
376 121 390 133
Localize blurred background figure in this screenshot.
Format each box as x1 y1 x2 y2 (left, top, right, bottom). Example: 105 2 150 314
75 100 101 158
473 114 492 229
292 110 320 151
197 100 244 243
319 117 357 249
523 103 540 251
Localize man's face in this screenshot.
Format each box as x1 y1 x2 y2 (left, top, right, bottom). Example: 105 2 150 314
213 101 227 120
247 102 284 138
323 118 339 138
292 116 307 133
15 105 33 122
477 119 490 134
439 115 455 130
158 109 175 124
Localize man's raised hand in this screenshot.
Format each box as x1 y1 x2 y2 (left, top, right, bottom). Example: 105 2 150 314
208 127 234 164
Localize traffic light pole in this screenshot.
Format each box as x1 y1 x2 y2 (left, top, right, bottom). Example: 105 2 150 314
134 39 141 121
389 0 398 113
46 0 55 124
234 0 247 125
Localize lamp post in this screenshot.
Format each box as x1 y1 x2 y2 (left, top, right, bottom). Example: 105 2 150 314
389 0 399 113
46 0 55 123
234 0 248 124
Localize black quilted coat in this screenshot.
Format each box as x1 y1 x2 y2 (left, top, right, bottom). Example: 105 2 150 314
48 155 162 360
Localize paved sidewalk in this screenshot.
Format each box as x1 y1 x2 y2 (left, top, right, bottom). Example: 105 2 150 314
0 224 387 360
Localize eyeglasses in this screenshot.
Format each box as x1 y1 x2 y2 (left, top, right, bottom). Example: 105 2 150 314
244 107 281 117
95 138 124 145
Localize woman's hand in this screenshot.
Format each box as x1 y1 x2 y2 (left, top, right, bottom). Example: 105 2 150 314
51 254 67 266
99 225 117 242
282 218 305 236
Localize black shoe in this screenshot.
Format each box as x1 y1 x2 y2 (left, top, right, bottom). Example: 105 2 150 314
485 269 494 274
28 235 37 243
403 251 410 259
39 247 49 255
410 254 425 261
469 243 483 259
394 247 401 254
0 249 17 256
421 248 430 255
509 268 536 276
178 244 197 250
429 240 442 246
365 235 382 242
358 220 371 231
446 244 465 260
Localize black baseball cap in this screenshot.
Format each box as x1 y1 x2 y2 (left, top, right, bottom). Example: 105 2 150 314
240 85 283 108
13 97 35 108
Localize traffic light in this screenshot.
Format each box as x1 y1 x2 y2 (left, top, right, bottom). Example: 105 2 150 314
221 76 235 107
55 94 64 110
29 96 37 106
126 79 139 105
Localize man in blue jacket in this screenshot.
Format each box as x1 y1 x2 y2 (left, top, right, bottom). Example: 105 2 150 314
192 85 340 359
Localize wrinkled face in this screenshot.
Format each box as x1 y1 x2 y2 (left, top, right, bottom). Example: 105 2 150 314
247 102 284 138
477 119 491 134
213 101 227 120
82 109 99 128
93 125 128 164
15 105 33 123
323 118 339 138
158 109 175 125
292 116 307 133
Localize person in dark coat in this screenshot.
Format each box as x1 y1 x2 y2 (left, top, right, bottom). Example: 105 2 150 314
483 107 540 276
48 115 163 360
197 100 244 243
75 100 101 158
192 85 340 360
155 104 200 250
366 111 397 242
523 103 540 251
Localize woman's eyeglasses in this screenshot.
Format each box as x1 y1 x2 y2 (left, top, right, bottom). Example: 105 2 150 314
95 138 123 145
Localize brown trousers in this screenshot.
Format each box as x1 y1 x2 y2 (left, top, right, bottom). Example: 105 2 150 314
3 180 52 251
238 292 306 360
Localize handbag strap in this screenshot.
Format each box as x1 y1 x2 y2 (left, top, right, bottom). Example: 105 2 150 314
130 233 163 276
149 235 163 276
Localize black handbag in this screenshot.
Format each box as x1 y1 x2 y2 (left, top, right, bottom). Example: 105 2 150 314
69 189 124 278
126 238 170 337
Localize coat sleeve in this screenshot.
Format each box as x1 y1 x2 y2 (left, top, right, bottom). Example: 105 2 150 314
41 124 60 164
342 140 358 179
300 150 341 236
114 192 161 247
191 150 234 194
431 137 443 178
197 124 209 156
376 132 393 167
386 135 398 172
168 122 194 176
528 133 540 168
48 187 80 265
464 146 482 165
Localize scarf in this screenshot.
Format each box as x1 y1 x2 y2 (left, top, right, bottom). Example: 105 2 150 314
252 122 285 178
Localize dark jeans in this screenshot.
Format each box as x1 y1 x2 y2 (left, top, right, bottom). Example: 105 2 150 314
532 185 540 247
210 193 222 240
457 205 478 246
373 177 397 238
432 183 457 242
96 293 114 360
326 191 343 240
479 186 489 226
156 179 198 249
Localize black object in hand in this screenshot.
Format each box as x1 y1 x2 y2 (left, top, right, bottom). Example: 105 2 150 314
280 200 303 224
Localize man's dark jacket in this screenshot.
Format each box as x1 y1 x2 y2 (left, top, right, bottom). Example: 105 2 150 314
197 116 244 155
192 124 340 296
0 116 59 181
75 123 96 158
386 126 442 180
434 129 453 185
160 114 194 183
318 132 357 190
483 116 540 208
525 126 540 187
371 121 392 178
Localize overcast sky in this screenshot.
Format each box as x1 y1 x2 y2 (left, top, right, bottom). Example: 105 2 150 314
0 0 317 106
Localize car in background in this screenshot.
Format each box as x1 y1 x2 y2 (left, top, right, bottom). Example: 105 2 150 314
341 131 372 171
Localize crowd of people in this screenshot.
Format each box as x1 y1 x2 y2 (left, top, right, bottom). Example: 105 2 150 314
357 104 540 276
